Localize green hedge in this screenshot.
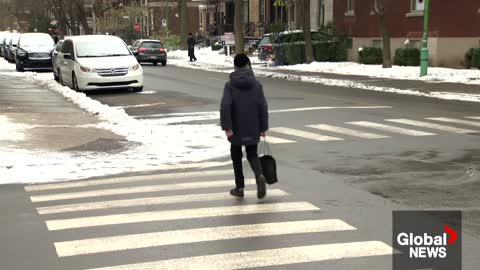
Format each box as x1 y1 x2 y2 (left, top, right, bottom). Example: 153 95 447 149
465 48 480 69
359 47 383 65
394 48 420 66
211 44 223 51
274 41 347 66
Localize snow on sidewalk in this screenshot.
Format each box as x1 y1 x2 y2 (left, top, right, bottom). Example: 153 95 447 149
0 59 230 184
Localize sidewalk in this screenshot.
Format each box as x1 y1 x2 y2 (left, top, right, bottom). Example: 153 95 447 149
266 68 480 96
0 72 126 154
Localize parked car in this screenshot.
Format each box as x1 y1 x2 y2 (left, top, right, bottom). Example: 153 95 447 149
5 33 21 63
0 31 9 58
52 40 64 81
257 30 331 61
57 35 143 92
15 33 55 72
130 39 167 66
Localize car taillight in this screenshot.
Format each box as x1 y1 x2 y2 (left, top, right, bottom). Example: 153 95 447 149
265 45 273 51
139 48 146 53
160 48 166 53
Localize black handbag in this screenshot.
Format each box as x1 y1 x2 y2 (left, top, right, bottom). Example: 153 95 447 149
259 138 278 185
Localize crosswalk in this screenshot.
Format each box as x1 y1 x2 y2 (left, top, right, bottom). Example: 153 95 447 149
266 116 480 144
25 168 393 269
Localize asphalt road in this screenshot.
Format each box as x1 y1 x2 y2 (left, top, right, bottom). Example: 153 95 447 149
2 64 480 269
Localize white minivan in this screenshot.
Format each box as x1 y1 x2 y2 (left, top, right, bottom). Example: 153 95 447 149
58 35 143 92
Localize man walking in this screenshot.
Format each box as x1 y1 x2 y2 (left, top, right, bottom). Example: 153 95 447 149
220 54 268 199
187 33 197 62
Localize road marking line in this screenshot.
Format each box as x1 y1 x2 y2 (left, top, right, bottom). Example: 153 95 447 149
270 127 343 141
307 124 389 139
465 116 480 120
386 119 478 134
264 136 296 144
45 202 319 231
114 102 166 109
37 190 289 215
55 219 355 257
25 170 233 192
85 241 392 270
29 179 256 203
136 106 392 118
347 121 435 136
427 117 480 128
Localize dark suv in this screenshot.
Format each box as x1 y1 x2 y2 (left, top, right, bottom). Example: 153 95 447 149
130 39 167 66
15 33 55 72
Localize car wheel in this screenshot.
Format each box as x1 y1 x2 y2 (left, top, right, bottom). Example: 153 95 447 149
152 62 158 66
58 69 64 85
16 62 24 72
161 61 167 66
72 73 80 92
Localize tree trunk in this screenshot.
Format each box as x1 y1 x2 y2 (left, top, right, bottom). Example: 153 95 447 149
295 1 302 29
234 0 244 54
302 0 313 63
179 0 189 50
74 0 92 34
377 0 392 68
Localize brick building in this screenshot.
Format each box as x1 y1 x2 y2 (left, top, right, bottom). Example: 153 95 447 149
334 0 480 67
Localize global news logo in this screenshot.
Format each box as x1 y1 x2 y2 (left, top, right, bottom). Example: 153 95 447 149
396 225 458 259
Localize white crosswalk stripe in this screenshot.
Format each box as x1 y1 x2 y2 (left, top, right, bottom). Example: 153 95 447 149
45 202 320 231
427 117 480 127
264 136 296 144
25 169 233 192
347 121 436 136
307 124 389 139
86 241 392 270
26 168 392 269
386 119 478 134
55 219 356 257
270 127 343 141
36 189 289 215
29 179 256 202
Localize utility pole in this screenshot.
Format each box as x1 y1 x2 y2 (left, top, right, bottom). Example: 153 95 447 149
165 0 169 51
420 0 430 76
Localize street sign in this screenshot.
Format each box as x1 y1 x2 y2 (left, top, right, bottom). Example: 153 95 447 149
222 32 235 46
134 23 141 31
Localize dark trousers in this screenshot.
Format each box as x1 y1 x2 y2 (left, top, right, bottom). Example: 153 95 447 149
231 144 263 189
188 48 197 61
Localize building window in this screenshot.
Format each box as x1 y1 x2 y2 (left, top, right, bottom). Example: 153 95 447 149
346 0 355 15
318 0 325 27
411 0 424 12
372 39 382 48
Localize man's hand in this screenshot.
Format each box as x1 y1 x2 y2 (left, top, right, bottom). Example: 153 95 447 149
225 130 234 137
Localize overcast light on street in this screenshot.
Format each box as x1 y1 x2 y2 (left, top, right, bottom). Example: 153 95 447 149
1 0 480 270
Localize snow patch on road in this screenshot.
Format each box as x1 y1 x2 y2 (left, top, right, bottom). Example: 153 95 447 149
0 115 28 142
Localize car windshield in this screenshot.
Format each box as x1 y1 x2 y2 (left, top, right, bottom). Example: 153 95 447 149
11 35 21 45
76 39 131 58
142 42 163 48
259 36 271 45
21 35 54 47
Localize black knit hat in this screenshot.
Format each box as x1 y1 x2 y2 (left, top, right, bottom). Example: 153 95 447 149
234 53 251 68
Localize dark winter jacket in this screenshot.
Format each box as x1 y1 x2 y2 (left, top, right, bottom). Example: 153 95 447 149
220 69 269 146
187 36 196 50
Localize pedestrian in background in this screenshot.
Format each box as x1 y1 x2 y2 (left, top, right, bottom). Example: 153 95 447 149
220 54 269 199
187 33 197 62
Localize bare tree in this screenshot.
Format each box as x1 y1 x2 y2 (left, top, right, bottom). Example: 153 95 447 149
301 0 313 63
374 0 392 68
178 0 188 49
234 0 244 54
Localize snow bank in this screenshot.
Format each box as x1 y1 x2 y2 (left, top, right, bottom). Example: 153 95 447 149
273 62 480 85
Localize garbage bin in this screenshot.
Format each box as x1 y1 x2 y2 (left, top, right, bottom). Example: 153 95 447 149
274 46 285 66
